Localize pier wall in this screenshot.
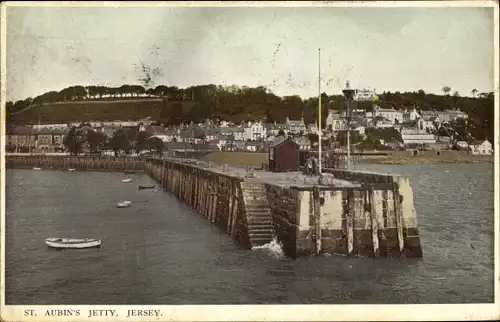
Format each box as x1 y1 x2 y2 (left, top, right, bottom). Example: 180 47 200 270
6 155 423 258
145 159 255 248
5 155 147 172
321 168 422 257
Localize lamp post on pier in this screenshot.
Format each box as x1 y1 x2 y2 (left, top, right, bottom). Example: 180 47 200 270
342 81 355 170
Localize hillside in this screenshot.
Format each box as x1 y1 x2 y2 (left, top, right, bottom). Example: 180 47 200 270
7 98 197 125
5 84 494 141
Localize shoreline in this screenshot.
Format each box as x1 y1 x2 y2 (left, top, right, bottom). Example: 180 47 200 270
353 155 494 165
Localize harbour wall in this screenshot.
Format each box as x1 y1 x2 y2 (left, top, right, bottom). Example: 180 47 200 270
5 155 423 259
5 155 147 172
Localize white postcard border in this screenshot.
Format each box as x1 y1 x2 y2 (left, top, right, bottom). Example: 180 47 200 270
1 1 498 321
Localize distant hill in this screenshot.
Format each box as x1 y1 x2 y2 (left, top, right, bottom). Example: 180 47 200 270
7 98 197 125
5 84 494 141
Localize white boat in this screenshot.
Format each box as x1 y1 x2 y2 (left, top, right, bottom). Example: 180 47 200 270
117 202 131 208
45 238 101 249
122 178 132 183
68 168 76 171
33 167 42 171
123 200 132 205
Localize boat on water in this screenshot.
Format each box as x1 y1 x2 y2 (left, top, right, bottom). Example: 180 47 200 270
138 184 156 190
117 201 131 208
122 178 132 183
68 168 76 171
45 238 101 249
33 167 42 171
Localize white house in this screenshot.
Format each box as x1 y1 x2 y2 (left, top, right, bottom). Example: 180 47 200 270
353 88 378 102
285 117 306 134
373 105 404 124
421 116 440 131
326 110 347 131
469 140 492 155
403 108 421 122
456 141 469 149
244 122 266 141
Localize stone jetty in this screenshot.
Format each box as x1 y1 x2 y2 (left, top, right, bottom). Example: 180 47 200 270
6 155 423 259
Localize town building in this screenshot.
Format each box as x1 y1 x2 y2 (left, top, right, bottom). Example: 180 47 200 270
325 110 347 132
469 140 492 155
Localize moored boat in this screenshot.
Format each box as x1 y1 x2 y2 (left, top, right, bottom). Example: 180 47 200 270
68 168 76 171
117 201 131 208
33 167 42 171
138 184 156 190
122 178 132 183
45 238 101 249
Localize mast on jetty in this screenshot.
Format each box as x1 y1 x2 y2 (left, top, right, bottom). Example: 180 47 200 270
318 48 322 174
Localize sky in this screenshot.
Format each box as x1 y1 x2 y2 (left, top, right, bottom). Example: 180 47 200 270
3 3 496 102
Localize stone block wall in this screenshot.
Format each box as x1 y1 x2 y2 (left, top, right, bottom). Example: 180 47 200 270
277 168 423 258
265 184 300 258
5 155 147 172
145 159 252 249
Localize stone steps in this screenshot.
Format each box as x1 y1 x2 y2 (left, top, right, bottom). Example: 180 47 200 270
248 222 274 229
241 181 274 247
248 213 272 220
250 236 273 246
249 226 274 233
243 196 268 203
245 203 269 210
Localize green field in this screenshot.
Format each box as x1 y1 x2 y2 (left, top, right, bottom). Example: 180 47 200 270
201 151 268 167
7 99 196 124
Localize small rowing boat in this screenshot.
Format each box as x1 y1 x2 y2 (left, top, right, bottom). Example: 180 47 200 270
45 238 101 249
33 167 42 171
68 168 76 171
117 201 131 208
138 184 156 190
122 178 132 183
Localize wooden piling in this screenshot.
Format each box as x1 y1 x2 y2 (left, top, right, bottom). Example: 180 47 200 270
392 183 404 253
369 187 380 258
346 189 355 255
312 186 322 254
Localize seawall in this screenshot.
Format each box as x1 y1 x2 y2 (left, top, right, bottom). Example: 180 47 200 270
5 155 147 172
6 155 423 259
